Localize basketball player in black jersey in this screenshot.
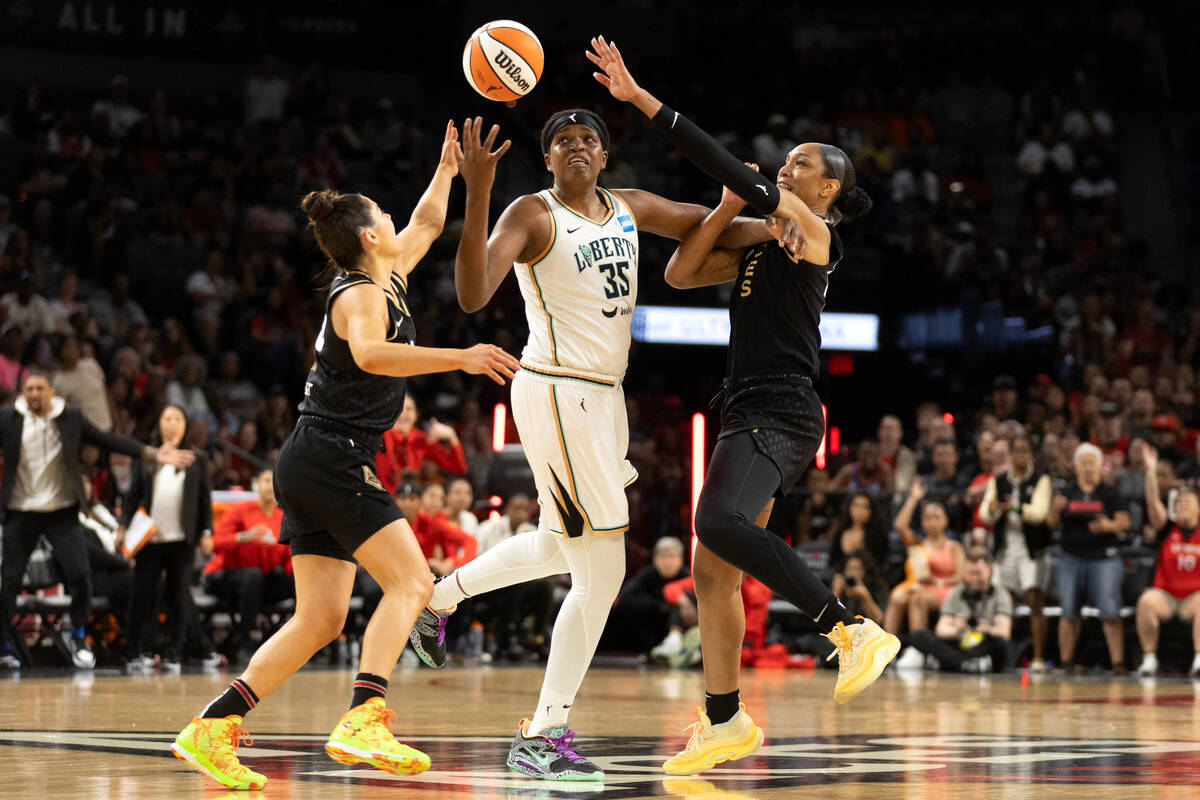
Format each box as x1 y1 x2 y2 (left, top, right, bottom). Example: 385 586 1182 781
170 121 520 791
589 37 899 774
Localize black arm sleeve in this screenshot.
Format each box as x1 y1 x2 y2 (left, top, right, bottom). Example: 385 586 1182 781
652 104 782 215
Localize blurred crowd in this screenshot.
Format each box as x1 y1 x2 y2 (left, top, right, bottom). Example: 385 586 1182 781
1 3 1197 674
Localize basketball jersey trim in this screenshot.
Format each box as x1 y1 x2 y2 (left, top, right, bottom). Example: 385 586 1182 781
604 188 636 230
528 193 556 266
519 361 617 388
548 188 614 226
522 262 560 365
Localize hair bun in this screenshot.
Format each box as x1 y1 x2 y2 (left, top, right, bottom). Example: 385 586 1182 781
301 189 337 223
834 185 873 223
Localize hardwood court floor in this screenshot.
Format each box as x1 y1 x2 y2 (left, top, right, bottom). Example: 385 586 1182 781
3 663 1200 799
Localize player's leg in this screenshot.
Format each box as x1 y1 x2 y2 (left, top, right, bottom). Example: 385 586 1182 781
1136 588 1173 676
694 431 898 703
324 518 435 776
505 530 623 782
1181 591 1200 677
173 553 355 790
662 509 768 776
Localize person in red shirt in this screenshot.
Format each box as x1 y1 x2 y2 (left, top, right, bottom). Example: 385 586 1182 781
1136 447 1200 678
394 483 476 576
374 394 468 493
203 469 292 662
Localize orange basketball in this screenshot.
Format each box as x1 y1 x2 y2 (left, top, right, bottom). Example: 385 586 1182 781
462 20 544 102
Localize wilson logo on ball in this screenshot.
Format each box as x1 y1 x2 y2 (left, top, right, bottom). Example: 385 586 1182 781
463 19 543 102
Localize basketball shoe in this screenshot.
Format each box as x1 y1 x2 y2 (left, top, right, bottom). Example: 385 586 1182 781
506 719 604 781
325 697 430 775
410 601 453 668
662 703 763 775
823 618 901 703
171 715 267 790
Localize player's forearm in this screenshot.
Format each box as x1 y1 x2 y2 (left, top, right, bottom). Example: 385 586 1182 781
665 203 739 287
630 87 664 120
354 342 466 378
715 217 776 249
409 163 456 233
455 188 494 312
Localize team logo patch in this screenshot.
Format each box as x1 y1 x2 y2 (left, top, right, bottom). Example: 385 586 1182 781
617 214 635 233
574 243 595 272
361 466 384 491
3 731 1200 794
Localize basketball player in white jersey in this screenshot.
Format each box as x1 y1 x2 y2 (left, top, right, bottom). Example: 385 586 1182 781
408 113 778 780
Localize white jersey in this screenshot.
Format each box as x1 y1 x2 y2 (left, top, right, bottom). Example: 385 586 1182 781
514 188 639 383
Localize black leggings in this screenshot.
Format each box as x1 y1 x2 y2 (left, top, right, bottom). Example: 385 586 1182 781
128 541 193 656
694 431 851 629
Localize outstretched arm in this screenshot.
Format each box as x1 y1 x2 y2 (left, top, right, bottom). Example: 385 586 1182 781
394 120 462 279
454 117 524 313
588 36 829 260
1144 447 1169 533
336 283 519 384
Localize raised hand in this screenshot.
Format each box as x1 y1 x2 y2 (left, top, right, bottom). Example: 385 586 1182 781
1143 445 1159 472
587 36 641 103
156 445 196 469
909 477 926 501
460 343 520 385
766 217 808 259
459 117 512 189
437 119 463 177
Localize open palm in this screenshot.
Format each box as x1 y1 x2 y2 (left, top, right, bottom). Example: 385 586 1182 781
587 36 640 102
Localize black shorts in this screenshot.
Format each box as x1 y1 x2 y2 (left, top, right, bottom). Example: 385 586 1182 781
716 375 824 496
274 421 402 563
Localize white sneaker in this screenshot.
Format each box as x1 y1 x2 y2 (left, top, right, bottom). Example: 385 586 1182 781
1030 659 1046 674
65 635 95 669
1138 652 1159 678
962 655 993 673
894 647 926 671
1189 653 1200 679
651 630 684 663
0 654 21 670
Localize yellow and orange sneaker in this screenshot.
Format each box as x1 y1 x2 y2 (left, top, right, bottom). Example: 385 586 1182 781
171 715 267 790
823 617 900 704
324 697 430 776
662 703 764 776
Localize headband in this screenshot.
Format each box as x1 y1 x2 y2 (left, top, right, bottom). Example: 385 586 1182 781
542 110 608 154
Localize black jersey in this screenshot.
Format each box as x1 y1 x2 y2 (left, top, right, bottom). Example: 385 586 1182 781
298 270 415 440
726 225 843 381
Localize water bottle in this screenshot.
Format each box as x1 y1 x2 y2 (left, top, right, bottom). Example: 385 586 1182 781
908 545 930 581
467 621 484 659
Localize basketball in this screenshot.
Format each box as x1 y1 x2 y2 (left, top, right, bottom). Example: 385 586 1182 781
462 20 544 102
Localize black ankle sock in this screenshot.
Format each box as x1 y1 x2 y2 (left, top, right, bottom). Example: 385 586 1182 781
350 672 389 709
814 594 858 632
705 689 740 726
202 678 259 719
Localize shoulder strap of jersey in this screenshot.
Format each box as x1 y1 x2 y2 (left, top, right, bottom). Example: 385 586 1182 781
328 271 374 306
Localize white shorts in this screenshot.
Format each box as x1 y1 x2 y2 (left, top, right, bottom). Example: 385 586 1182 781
994 531 1050 596
511 366 638 538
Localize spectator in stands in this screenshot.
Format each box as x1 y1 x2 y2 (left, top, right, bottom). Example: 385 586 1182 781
88 274 148 340
878 415 917 497
211 352 261 424
980 435 1052 671
923 438 972 534
0 370 190 668
1092 400 1130 474
900 547 1012 673
475 494 535 555
1 270 54 342
751 114 795 177
78 477 133 640
445 477 478 538
186 248 235 355
0 322 28 403
48 270 86 334
1120 299 1173 372
165 355 211 428
1017 121 1075 176
1050 443 1131 674
828 492 889 573
887 479 964 635
53 334 111 431
1114 438 1152 535
394 482 476 576
420 482 446 517
610 536 693 657
1125 389 1155 440
120 404 211 669
795 470 839 544
91 75 142 139
375 394 467 493
831 440 894 494
244 55 289 127
202 469 291 664
1136 447 1200 677
1150 414 1188 469
830 550 886 626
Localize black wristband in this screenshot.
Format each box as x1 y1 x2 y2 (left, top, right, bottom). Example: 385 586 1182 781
652 104 781 215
